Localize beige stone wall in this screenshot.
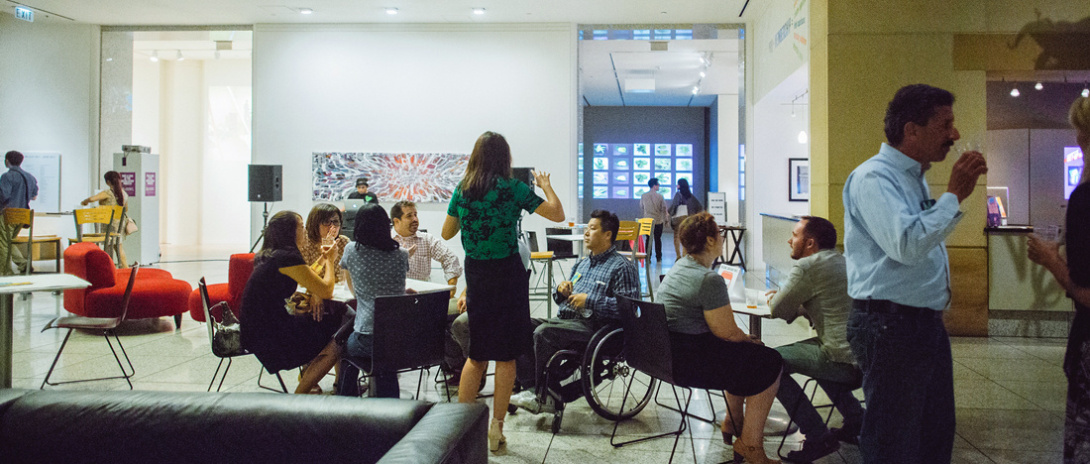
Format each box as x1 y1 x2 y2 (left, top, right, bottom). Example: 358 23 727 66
807 0 1089 335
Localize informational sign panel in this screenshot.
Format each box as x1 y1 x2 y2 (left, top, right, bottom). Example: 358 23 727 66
708 191 727 224
22 152 60 211
120 172 137 196
145 172 157 196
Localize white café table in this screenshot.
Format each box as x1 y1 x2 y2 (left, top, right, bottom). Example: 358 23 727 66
330 278 455 301
0 273 91 388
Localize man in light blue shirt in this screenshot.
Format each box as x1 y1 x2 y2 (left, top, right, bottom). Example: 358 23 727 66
843 84 986 464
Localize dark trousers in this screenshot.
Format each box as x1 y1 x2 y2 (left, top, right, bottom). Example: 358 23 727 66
847 304 955 464
644 223 664 259
338 331 399 398
775 338 865 439
516 317 602 397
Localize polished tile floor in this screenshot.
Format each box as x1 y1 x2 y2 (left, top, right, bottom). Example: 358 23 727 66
9 242 1068 463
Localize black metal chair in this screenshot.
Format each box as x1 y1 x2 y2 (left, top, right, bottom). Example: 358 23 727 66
340 290 451 400
199 276 290 393
613 296 738 464
776 370 864 460
40 265 139 389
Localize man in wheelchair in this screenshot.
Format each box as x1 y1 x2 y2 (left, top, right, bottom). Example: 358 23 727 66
510 209 640 414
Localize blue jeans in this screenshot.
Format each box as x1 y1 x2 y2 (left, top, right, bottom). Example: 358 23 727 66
776 338 864 439
847 306 955 464
338 332 399 398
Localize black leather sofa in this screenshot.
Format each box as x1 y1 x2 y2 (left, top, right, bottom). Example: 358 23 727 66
0 389 487 464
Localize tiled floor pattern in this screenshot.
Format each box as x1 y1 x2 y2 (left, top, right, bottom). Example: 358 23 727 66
9 242 1068 463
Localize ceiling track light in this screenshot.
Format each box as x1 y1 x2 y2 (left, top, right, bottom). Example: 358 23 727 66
385 7 399 15
176 50 184 61
1082 85 1089 98
1010 87 1020 97
472 7 485 15
299 8 313 15
149 50 159 62
1035 82 1043 91
692 86 699 95
699 71 706 78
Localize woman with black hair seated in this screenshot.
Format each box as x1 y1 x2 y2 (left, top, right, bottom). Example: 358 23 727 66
658 211 783 464
239 210 350 394
336 203 409 398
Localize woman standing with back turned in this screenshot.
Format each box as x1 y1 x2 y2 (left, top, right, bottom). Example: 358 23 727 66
669 177 704 259
442 131 564 452
1028 96 1090 463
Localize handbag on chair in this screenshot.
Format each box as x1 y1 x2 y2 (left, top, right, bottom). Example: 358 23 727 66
211 303 243 357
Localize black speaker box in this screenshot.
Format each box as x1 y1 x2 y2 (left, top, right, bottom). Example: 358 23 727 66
248 165 283 202
512 167 534 188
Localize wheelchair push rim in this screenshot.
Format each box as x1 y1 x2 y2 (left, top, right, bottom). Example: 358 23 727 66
581 326 657 421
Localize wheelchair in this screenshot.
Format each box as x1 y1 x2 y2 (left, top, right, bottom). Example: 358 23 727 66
527 323 658 433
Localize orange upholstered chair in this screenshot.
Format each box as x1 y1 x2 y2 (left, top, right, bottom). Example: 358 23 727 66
63 242 192 328
187 253 255 323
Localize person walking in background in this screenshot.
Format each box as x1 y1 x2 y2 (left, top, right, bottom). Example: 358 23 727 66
1027 96 1090 464
843 84 986 463
347 178 378 204
442 131 565 453
767 216 864 462
640 177 669 261
0 150 38 275
669 177 703 260
81 171 129 268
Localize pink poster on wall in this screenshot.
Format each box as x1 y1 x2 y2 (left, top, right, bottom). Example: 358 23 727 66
145 172 157 197
120 172 137 196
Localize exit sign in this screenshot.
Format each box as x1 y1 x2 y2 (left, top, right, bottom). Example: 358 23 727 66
15 6 33 22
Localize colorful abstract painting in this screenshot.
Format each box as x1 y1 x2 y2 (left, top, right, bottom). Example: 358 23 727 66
312 152 468 202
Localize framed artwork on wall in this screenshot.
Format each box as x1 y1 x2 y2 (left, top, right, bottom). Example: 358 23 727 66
789 158 810 202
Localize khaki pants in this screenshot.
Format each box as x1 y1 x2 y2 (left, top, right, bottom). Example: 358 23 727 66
0 216 26 276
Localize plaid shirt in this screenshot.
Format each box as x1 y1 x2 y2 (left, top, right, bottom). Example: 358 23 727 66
557 245 639 321
392 230 463 282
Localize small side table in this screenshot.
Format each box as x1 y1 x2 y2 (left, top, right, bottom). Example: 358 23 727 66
0 273 91 388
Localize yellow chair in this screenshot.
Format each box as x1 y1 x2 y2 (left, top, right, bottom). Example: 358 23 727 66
70 206 124 266
617 220 653 300
2 208 33 275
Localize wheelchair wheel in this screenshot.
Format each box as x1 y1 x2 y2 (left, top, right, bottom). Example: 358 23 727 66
581 325 657 421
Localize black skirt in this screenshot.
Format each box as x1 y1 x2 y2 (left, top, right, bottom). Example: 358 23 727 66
669 331 783 396
464 254 531 361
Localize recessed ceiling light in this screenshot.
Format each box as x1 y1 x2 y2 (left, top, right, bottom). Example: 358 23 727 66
798 131 808 144
385 7 399 15
299 8 313 15
472 7 485 15
1034 82 1043 91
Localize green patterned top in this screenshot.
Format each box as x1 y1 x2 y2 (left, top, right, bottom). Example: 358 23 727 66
447 177 544 260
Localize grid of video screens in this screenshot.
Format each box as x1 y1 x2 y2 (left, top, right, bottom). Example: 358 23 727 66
581 143 693 200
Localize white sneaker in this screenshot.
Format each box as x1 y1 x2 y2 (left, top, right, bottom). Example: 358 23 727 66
510 389 556 414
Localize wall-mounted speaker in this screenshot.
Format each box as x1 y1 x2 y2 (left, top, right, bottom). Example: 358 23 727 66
248 165 283 202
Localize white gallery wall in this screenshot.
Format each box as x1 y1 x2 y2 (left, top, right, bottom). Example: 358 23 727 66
748 64 810 272
252 23 577 257
0 14 98 237
133 58 252 248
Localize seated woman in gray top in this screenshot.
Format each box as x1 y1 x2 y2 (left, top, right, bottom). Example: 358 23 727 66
657 212 783 464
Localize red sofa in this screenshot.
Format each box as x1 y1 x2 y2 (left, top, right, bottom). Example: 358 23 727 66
63 242 192 328
187 253 254 322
